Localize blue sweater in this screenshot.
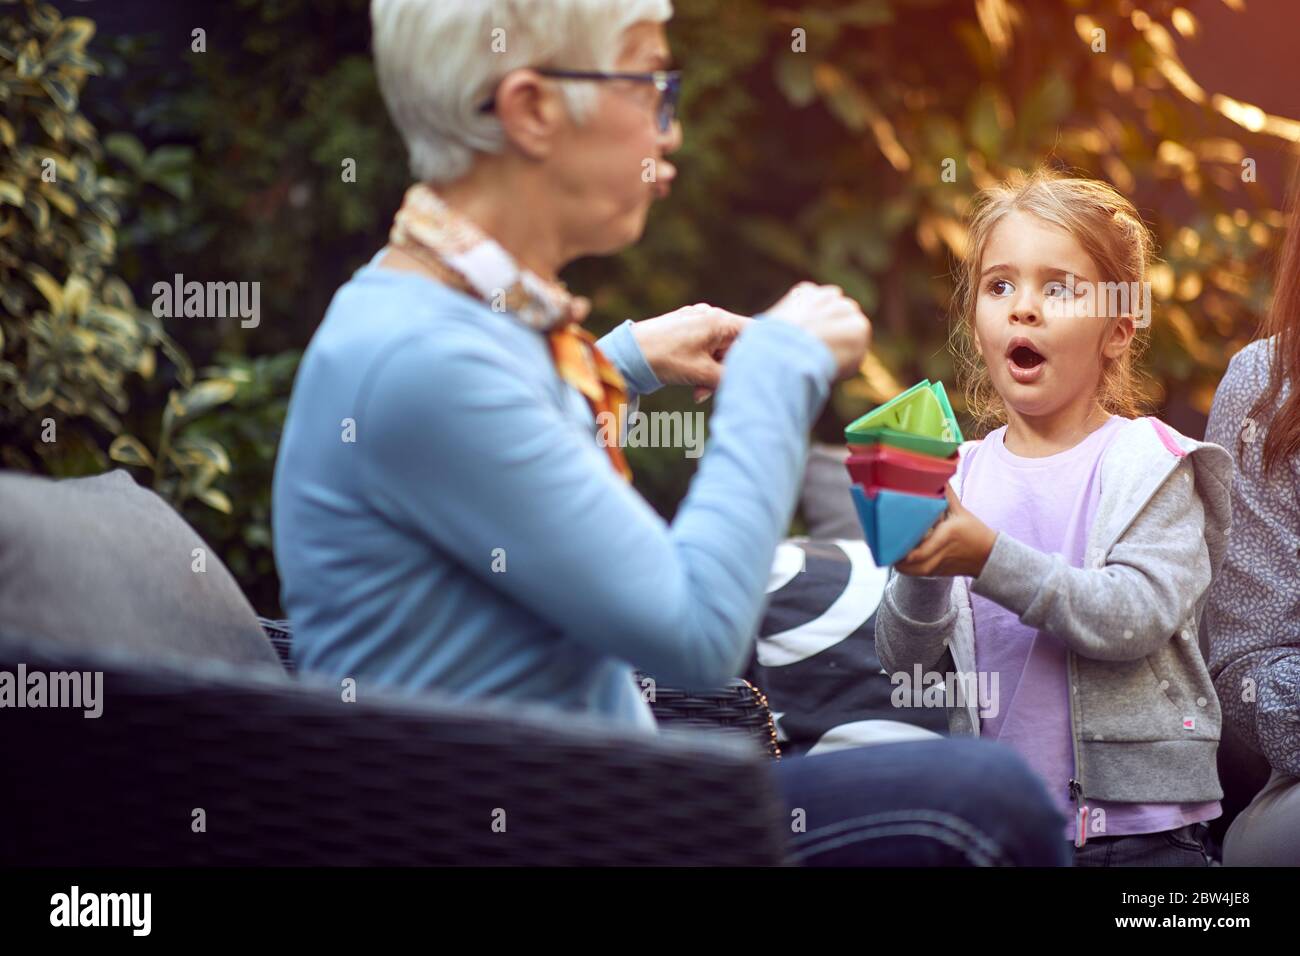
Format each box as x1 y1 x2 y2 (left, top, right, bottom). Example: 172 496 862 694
272 256 835 729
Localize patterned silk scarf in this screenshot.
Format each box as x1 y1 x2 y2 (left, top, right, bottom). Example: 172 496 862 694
387 183 633 482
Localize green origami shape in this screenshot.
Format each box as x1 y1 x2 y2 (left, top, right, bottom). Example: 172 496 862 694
844 379 965 458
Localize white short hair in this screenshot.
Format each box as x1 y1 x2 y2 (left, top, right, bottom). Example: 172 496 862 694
371 0 673 183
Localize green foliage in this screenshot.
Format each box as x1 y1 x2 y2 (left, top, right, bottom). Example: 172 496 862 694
0 0 260 601
10 0 1297 608
573 0 1293 436
115 349 301 613
184 351 300 609
109 374 238 509
0 0 188 473
96 0 405 361
76 0 396 613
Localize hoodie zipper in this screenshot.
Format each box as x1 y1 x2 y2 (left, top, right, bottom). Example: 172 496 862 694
1068 779 1088 847
1064 445 1182 850
1067 649 1088 848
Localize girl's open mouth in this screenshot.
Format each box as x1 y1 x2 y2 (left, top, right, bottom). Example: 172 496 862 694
1006 341 1046 383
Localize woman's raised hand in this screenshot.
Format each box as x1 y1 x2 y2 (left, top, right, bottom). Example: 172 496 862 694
629 303 752 402
765 282 872 381
629 283 871 401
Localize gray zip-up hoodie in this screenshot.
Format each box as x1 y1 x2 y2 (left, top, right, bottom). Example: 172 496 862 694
875 416 1233 809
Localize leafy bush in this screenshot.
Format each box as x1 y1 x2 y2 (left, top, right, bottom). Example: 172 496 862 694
0 0 281 601
110 349 301 613
570 0 1295 438
182 350 300 611
0 0 187 474
10 0 1298 609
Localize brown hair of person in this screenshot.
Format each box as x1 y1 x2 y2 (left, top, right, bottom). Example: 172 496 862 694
1245 163 1300 475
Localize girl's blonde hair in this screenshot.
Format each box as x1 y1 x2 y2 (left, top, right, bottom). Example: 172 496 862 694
950 167 1156 435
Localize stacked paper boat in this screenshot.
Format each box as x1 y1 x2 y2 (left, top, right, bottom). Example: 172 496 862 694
844 379 964 566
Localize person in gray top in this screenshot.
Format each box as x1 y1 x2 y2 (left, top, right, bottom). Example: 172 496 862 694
1205 167 1300 866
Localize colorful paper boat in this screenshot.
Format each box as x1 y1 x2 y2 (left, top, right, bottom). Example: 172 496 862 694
845 444 958 498
850 485 949 567
844 379 965 458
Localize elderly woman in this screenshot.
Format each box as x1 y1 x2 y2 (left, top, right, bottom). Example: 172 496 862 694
1205 166 1300 866
272 0 1068 865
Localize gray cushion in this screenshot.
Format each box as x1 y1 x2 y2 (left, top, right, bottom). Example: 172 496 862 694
0 469 285 672
799 443 862 540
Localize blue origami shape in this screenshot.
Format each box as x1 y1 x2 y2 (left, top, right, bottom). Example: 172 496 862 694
850 485 949 567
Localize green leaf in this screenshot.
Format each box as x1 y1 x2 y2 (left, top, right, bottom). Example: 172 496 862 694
171 379 238 422
824 81 869 133
63 326 98 354
56 51 101 75
108 434 156 469
23 193 49 231
35 107 64 142
25 265 63 311
173 435 232 474
17 39 42 79
157 331 194 388
40 73 78 113
44 17 96 62
29 3 60 33
100 276 135 309
62 274 91 316
64 112 93 144
79 218 115 257
0 284 23 316
39 181 77 216
0 180 23 207
88 196 120 226
775 54 816 108
18 362 56 408
103 132 147 171
142 144 193 177
195 487 233 515
136 346 155 380
153 170 192 201
84 303 140 339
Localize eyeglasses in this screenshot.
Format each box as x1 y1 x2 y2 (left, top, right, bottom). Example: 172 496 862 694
478 68 682 133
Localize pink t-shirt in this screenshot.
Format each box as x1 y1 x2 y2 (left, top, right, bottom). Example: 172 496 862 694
961 416 1220 841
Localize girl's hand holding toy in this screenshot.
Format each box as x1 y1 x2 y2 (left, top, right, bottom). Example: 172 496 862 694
895 486 998 578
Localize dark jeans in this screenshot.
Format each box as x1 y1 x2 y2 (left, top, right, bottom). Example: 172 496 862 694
770 737 1072 866
1073 822 1211 867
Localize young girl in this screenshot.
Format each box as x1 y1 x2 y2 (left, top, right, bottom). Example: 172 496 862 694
874 169 1234 866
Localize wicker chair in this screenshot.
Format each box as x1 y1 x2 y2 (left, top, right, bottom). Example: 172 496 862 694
0 630 789 866
259 618 782 758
